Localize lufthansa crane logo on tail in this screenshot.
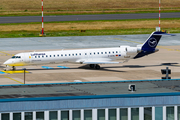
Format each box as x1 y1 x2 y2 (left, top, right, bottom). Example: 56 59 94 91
148 38 157 48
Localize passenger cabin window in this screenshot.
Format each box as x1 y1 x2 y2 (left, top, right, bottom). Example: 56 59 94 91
101 52 103 54
116 51 118 53
35 56 37 58
65 54 67 56
69 54 71 56
72 54 74 56
46 55 48 57
79 53 81 55
61 54 63 57
90 53 92 55
109 52 111 54
42 56 44 58
105 52 107 54
76 53 78 56
57 55 59 57
94 52 95 55
38 56 40 58
97 52 99 54
113 51 114 54
54 55 55 57
50 55 51 57
85 53 87 55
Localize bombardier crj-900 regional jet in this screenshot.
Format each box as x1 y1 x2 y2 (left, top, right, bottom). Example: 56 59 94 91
4 31 174 70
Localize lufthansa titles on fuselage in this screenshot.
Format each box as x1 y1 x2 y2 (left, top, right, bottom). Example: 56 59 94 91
31 53 46 56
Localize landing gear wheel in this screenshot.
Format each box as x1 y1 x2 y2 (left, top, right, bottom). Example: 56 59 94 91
95 64 100 69
89 64 95 68
12 66 16 71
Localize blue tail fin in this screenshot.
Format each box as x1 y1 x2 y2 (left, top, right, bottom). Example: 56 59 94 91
141 31 162 52
134 31 175 59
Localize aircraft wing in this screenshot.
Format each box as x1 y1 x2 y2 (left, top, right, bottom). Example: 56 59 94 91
76 59 123 64
83 61 121 64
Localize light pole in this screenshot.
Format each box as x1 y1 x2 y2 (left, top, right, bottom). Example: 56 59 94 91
40 0 44 36
23 68 26 84
158 0 161 31
156 0 161 31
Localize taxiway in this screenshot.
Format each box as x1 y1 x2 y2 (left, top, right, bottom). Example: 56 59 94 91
0 34 180 85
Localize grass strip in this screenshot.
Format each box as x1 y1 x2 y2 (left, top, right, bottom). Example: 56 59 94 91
0 8 180 17
0 10 180 17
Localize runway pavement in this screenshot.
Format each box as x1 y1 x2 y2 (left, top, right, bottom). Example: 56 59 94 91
0 46 180 85
0 33 180 85
0 13 179 23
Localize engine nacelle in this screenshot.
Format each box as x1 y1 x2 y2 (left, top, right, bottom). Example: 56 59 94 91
126 47 141 55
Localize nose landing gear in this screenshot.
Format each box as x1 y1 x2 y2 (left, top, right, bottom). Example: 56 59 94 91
12 66 16 71
4 66 16 71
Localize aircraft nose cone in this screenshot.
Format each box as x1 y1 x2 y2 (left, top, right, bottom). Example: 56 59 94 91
3 60 12 65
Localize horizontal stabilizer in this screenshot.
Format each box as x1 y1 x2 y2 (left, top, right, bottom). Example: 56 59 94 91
153 31 176 36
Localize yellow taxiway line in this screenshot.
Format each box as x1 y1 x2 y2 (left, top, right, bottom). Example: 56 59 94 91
114 38 142 44
0 51 14 56
2 70 29 74
4 76 24 84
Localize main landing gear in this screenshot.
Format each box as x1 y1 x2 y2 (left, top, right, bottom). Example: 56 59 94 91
4 66 16 71
89 64 100 69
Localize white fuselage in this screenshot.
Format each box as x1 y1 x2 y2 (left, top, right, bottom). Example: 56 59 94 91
4 31 170 69
4 46 139 67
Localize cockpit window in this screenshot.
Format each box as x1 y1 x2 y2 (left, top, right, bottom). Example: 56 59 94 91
12 56 21 59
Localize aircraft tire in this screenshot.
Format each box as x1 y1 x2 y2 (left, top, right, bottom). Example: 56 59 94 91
95 64 100 69
89 64 95 68
12 66 16 71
